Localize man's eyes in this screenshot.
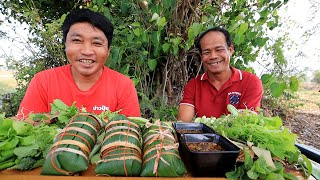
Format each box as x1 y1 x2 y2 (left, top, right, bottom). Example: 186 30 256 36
71 38 81 42
202 49 225 55
93 41 103 46
70 39 104 46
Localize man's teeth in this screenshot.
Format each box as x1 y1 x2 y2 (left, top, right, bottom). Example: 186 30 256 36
210 61 222 65
80 59 94 64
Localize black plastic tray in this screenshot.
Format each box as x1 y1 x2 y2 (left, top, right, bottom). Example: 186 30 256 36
172 122 215 138
180 133 240 177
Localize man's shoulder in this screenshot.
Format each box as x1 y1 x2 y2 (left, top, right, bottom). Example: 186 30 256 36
187 74 203 83
103 67 132 82
236 69 262 87
35 65 69 77
236 68 260 81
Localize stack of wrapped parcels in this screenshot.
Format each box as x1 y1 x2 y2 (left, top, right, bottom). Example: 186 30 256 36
41 114 186 177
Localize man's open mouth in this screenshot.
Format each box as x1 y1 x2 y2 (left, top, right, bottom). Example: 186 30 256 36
79 59 94 64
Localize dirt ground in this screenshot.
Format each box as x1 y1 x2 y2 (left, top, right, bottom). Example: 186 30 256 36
282 83 320 149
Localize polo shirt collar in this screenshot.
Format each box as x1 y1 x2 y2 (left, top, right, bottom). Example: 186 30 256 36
200 67 243 82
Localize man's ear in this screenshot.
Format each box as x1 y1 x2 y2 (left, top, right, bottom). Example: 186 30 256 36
229 44 235 55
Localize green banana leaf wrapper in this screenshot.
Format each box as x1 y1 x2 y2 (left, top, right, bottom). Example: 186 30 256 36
140 120 187 177
95 115 142 176
41 113 103 176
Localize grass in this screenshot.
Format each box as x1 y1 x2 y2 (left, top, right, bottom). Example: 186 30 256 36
0 71 18 108
0 70 17 91
0 78 17 94
286 83 320 114
0 74 17 108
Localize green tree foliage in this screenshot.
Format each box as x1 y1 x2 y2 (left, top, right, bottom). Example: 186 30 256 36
1 0 289 118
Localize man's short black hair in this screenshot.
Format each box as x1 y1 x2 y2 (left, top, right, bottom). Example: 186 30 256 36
196 26 232 53
62 8 114 48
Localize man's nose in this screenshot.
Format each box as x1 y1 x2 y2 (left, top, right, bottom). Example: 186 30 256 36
209 51 218 59
81 43 94 55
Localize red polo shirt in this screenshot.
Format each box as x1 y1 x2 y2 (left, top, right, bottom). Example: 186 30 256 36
179 67 263 118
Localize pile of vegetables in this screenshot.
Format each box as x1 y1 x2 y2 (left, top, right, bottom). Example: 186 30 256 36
0 114 58 170
195 105 313 180
1 99 318 179
0 100 84 171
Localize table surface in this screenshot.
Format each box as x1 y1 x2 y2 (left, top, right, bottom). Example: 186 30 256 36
0 165 227 180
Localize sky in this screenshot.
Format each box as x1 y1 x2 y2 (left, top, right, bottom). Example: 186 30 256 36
251 0 320 79
0 14 31 68
0 0 320 78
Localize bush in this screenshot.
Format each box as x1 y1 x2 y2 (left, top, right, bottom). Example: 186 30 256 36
312 70 320 83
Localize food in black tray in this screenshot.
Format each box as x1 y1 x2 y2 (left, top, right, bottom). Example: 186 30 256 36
180 133 240 177
187 142 224 152
172 122 216 161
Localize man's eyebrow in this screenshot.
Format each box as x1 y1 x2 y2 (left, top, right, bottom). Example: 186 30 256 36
69 33 81 37
93 36 105 40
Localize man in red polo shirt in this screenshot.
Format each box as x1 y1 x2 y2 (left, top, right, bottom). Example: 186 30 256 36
178 27 262 122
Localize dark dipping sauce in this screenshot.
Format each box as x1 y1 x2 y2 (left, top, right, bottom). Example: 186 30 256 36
187 142 224 152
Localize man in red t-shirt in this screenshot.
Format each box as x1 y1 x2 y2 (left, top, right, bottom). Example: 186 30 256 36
17 9 140 120
178 27 262 122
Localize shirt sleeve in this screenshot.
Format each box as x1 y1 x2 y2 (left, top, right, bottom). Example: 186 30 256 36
116 79 141 117
16 73 49 119
238 74 263 111
180 79 196 107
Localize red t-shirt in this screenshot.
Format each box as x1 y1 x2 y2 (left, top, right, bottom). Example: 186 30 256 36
180 67 263 118
17 64 140 119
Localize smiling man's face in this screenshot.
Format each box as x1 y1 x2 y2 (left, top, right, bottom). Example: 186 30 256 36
200 31 234 76
65 22 110 78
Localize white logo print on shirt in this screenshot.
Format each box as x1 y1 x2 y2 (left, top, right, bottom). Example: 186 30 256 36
92 105 110 111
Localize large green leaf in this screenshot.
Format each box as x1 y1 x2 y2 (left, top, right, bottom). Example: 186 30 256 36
156 17 167 27
147 59 157 71
162 43 171 53
261 74 275 85
131 22 141 27
14 144 39 158
256 37 269 47
188 22 202 39
234 34 245 45
289 76 299 92
246 31 258 40
13 121 33 135
270 82 286 97
0 137 19 150
238 23 248 35
133 28 141 36
150 13 159 22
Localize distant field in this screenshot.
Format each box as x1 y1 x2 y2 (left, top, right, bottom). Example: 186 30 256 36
0 70 17 95
288 83 320 114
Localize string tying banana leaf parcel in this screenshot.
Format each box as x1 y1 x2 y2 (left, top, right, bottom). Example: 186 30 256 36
41 113 103 175
140 120 187 177
95 115 142 176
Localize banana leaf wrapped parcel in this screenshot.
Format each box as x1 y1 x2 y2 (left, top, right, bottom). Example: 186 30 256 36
95 115 142 176
140 120 187 177
41 113 103 175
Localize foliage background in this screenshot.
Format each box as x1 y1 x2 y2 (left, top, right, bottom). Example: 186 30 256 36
0 0 299 119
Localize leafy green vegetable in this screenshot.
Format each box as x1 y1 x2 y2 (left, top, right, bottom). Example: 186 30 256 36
14 144 39 158
0 116 58 170
13 121 33 135
50 99 78 127
196 104 312 179
8 157 37 170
